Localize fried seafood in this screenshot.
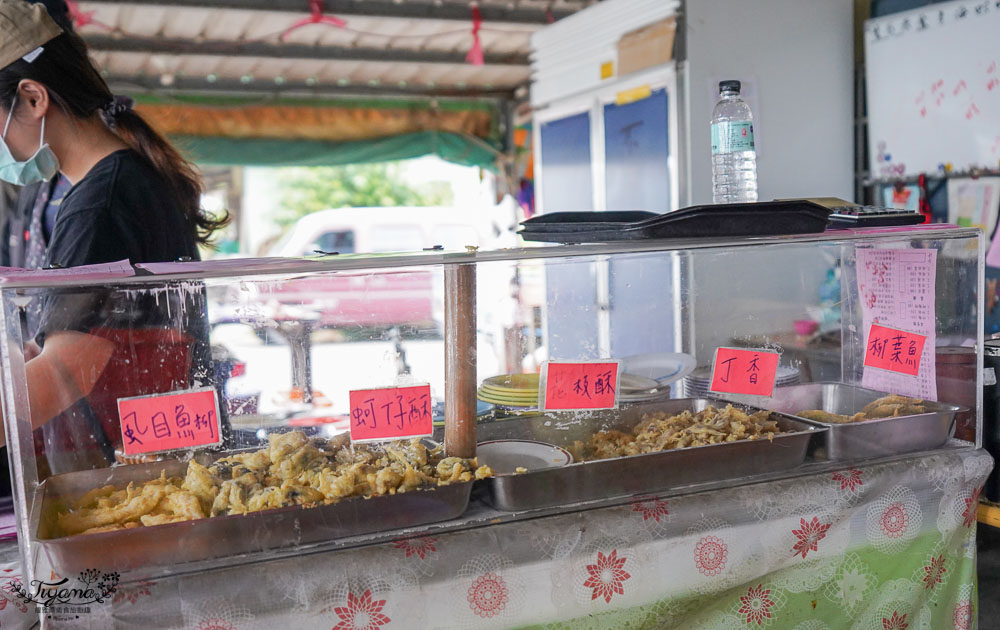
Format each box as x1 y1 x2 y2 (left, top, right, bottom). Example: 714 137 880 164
570 404 785 462
797 394 926 424
796 409 866 424
56 430 493 537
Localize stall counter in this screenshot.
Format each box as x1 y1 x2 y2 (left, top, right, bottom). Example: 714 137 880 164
0 448 990 629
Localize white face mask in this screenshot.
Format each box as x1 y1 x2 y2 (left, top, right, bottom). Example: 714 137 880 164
0 96 59 186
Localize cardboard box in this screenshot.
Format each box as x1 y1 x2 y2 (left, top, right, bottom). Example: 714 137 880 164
616 17 676 76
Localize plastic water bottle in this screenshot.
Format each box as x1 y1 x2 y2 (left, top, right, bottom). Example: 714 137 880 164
711 80 758 203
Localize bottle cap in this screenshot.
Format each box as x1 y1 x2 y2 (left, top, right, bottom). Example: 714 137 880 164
719 80 741 93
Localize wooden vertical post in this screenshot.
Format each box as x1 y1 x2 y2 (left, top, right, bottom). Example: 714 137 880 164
444 263 477 459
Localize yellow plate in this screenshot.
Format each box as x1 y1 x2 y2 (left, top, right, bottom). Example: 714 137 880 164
476 391 538 405
477 390 538 402
477 392 539 407
478 386 539 400
482 373 540 393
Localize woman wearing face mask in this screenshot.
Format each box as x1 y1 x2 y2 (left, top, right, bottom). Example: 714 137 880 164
0 0 226 469
1 0 81 273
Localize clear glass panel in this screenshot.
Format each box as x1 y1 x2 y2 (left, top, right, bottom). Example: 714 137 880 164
0 226 982 585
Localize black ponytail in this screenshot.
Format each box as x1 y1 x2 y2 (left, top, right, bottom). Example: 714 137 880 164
0 31 228 245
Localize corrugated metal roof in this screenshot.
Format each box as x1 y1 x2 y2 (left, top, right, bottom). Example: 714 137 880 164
75 0 597 99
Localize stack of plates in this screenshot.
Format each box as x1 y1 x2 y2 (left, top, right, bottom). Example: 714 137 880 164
478 374 541 410
431 400 496 427
478 372 670 409
682 366 801 398
618 373 671 403
620 352 696 402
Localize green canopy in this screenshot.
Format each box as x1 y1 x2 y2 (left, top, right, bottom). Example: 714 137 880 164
172 130 500 170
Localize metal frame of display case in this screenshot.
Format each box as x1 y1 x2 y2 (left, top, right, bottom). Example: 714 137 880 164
0 224 984 586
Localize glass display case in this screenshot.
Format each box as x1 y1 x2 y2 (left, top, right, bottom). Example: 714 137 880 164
0 225 983 588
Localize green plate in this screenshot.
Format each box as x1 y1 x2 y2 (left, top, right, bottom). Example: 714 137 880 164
478 387 539 402
481 373 540 394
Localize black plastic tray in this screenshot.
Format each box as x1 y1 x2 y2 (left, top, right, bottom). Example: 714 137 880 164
519 201 831 243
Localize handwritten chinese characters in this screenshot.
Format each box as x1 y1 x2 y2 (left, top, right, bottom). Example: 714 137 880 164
857 248 938 400
709 348 780 397
865 0 1000 178
541 361 620 411
118 387 221 456
349 384 433 442
867 1 1000 42
864 323 927 377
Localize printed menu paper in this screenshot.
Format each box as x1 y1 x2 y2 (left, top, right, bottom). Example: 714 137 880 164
857 248 937 399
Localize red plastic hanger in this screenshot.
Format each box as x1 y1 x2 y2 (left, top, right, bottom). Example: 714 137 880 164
65 0 112 30
465 5 484 66
281 0 346 41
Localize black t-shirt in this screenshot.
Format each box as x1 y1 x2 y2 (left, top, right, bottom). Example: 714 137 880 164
28 150 218 471
37 149 203 340
47 148 199 269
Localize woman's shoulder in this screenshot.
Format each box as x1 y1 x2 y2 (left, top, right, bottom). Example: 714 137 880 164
62 149 169 216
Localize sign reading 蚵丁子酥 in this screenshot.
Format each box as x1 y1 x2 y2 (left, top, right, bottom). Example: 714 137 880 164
349 384 433 442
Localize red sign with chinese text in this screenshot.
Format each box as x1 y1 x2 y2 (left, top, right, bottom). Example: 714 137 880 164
709 348 780 397
541 361 620 411
118 387 221 456
864 323 926 376
349 384 433 442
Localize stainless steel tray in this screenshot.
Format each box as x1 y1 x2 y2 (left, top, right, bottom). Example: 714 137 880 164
766 382 962 460
476 398 820 511
35 457 472 575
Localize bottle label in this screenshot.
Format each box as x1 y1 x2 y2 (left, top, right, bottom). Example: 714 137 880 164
711 121 755 154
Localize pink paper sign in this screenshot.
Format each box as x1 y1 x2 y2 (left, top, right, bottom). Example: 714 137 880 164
863 323 926 376
710 348 780 397
118 387 221 455
541 361 620 410
349 384 433 442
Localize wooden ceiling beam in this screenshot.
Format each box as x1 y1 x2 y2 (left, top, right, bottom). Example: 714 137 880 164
85 34 530 67
79 0 584 25
104 72 517 101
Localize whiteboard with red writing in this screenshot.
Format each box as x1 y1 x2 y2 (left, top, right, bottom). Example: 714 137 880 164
864 0 1000 178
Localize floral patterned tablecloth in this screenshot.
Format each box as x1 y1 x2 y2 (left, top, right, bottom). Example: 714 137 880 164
0 448 992 630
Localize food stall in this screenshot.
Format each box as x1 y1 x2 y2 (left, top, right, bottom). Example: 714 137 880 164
0 222 991 629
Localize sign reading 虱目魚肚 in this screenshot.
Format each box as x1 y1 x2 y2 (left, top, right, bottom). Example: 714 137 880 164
118 387 221 456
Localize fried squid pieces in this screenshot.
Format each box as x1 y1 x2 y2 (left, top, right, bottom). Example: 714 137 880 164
570 404 785 461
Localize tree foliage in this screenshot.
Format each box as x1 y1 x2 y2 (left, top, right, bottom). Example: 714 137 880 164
272 162 453 228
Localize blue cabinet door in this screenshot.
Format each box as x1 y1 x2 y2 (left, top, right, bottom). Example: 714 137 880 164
540 111 599 359
539 111 594 212
604 90 676 356
604 88 670 213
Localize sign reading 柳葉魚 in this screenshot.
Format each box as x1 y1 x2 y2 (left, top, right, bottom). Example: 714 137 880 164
118 387 222 456
864 323 926 376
